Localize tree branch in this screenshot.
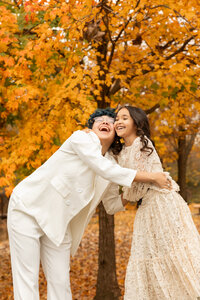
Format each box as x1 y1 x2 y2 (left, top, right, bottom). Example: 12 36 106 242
145 103 160 115
135 0 141 9
102 14 113 44
107 17 131 69
185 133 197 157
166 36 195 60
147 4 196 29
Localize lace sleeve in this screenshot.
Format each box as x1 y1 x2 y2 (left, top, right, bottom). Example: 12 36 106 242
118 137 179 202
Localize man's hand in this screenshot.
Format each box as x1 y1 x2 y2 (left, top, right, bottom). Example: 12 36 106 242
134 171 171 189
151 172 172 189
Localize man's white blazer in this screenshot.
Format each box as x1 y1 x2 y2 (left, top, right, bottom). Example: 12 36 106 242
12 131 136 256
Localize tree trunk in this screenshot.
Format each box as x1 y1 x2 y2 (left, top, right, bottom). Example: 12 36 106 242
177 132 197 202
93 7 121 297
94 202 121 300
177 136 187 201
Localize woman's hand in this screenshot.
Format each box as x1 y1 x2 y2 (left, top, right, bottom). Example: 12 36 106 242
121 193 128 206
82 128 92 133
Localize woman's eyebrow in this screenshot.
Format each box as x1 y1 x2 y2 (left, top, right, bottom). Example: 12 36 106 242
117 114 129 117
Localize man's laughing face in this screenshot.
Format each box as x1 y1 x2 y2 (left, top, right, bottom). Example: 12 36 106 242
92 115 115 145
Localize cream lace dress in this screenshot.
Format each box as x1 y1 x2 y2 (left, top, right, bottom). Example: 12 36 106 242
117 137 200 300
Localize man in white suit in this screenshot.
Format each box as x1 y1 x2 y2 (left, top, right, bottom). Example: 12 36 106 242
7 108 170 300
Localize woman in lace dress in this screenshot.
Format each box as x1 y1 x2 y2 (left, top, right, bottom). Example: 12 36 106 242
114 106 200 300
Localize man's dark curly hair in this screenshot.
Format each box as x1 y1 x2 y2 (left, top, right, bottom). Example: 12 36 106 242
87 108 116 129
87 108 122 155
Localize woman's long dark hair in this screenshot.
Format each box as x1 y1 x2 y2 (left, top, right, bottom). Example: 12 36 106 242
116 106 154 155
116 106 154 208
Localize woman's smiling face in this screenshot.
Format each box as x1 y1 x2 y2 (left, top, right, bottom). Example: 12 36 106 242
114 108 136 139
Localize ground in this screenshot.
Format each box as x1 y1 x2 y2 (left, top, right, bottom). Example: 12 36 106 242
0 204 200 300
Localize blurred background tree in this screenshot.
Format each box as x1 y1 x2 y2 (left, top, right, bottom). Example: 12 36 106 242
0 0 200 299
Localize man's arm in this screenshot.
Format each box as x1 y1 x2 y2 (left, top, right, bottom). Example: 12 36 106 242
70 131 170 189
70 131 136 187
134 171 171 189
102 183 125 215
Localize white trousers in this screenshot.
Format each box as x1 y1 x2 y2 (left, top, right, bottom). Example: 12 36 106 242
7 194 72 300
